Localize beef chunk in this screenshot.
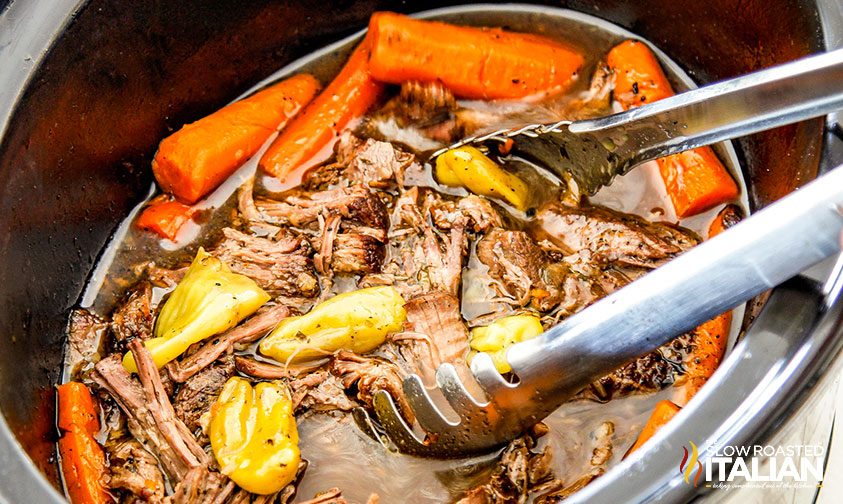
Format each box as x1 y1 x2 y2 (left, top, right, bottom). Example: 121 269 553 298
331 233 386 274
429 195 503 233
374 81 471 143
477 229 600 312
586 332 692 401
288 370 357 413
456 433 554 504
214 227 318 297
381 81 459 128
256 183 389 231
536 203 698 268
106 438 166 502
111 282 154 342
331 350 413 424
314 213 386 276
65 309 108 376
173 356 234 436
404 291 469 366
336 132 416 187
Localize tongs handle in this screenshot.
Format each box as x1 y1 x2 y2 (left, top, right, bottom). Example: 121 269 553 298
569 48 843 167
503 166 843 400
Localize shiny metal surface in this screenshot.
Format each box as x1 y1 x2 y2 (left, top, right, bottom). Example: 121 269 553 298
436 48 843 195
374 166 843 457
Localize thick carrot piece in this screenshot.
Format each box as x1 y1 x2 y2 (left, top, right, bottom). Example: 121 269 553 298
626 400 681 455
259 40 384 182
57 382 99 436
59 432 110 504
153 73 320 203
607 40 739 217
679 312 732 404
368 12 584 100
135 195 195 241
57 383 110 504
668 209 740 405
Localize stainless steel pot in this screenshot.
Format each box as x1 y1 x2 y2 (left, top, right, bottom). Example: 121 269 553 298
0 1 841 502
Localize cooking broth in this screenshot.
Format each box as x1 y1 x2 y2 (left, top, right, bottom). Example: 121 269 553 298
65 5 749 503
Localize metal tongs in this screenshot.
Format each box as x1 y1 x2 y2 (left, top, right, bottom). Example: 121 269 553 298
366 48 843 457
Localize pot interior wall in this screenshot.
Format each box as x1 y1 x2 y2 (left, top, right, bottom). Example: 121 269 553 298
0 0 825 488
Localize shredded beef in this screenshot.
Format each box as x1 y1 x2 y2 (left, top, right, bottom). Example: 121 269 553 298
477 229 601 312
587 332 692 400
167 304 290 383
374 81 472 143
287 370 357 413
330 233 385 274
381 187 468 297
111 282 154 342
92 342 208 482
233 355 328 381
403 291 470 366
65 309 108 376
256 184 389 231
173 355 234 436
429 195 503 233
164 467 234 504
298 488 348 504
536 203 698 268
337 132 416 187
106 438 166 502
331 350 413 424
214 227 318 297
456 434 554 504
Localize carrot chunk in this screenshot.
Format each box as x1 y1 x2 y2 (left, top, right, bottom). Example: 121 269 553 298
607 40 739 217
707 203 743 238
368 12 584 100
59 431 110 504
627 400 681 455
57 382 99 436
57 383 110 504
135 195 195 241
153 73 320 203
259 39 385 182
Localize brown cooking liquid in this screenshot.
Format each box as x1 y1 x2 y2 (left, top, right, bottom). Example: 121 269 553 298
68 17 749 503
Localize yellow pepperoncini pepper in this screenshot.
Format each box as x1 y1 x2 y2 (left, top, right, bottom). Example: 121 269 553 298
209 377 300 495
469 314 544 373
123 248 269 372
435 146 530 211
259 286 406 363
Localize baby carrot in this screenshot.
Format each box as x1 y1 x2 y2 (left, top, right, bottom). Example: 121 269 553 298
626 400 681 455
135 195 195 241
153 73 320 203
368 12 584 100
259 39 385 182
607 40 739 217
57 382 110 504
